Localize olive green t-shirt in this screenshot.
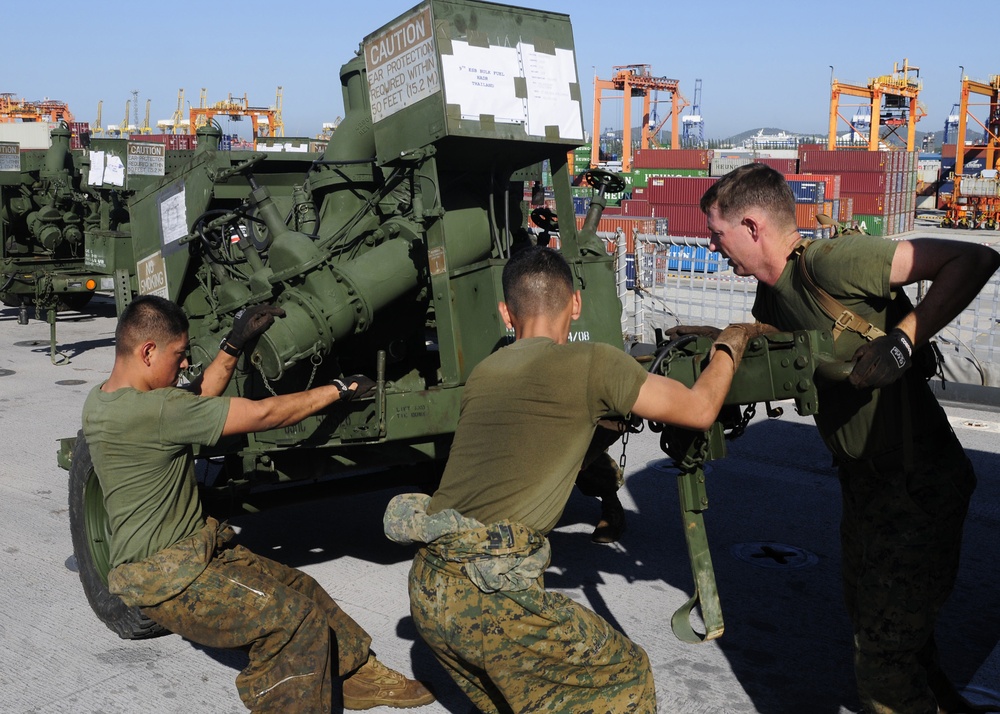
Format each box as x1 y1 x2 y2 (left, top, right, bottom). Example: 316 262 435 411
428 337 648 534
82 385 230 568
752 235 949 460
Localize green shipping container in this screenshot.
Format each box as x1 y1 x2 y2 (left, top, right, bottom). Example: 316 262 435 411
631 167 710 188
854 213 886 236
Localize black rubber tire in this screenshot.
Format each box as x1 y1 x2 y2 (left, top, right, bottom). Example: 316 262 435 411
68 431 168 639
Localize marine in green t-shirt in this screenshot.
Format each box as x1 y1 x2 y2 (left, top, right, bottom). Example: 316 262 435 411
699 162 1000 714
80 295 434 712
408 246 761 714
83 385 229 568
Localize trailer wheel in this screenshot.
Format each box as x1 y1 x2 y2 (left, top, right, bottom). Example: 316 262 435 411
68 431 167 639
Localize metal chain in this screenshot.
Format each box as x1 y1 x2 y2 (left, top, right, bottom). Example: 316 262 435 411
617 414 645 474
679 433 711 473
618 425 630 473
252 349 323 396
727 402 757 440
303 351 322 390
252 353 278 397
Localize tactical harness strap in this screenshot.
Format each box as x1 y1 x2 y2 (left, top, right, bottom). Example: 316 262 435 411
794 240 917 472
793 240 885 343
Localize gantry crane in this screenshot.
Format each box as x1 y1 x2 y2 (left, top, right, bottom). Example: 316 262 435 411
943 73 1000 229
681 78 704 148
107 100 131 137
157 89 188 134
188 89 279 144
273 86 285 138
92 101 103 137
590 64 688 173
140 99 153 134
0 94 75 124
828 59 924 151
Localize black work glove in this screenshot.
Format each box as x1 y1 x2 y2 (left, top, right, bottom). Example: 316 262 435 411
332 374 376 402
221 305 286 356
848 328 913 390
663 324 723 340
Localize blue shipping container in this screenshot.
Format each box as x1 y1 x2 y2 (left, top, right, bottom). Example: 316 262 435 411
666 245 720 273
572 196 589 214
787 179 825 204
625 253 636 290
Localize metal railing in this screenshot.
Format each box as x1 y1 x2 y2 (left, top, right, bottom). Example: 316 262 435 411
621 233 1000 386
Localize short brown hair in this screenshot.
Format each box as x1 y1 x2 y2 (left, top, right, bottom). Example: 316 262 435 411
700 163 797 231
115 295 188 356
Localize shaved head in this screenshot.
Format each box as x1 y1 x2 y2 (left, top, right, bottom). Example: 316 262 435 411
501 246 575 320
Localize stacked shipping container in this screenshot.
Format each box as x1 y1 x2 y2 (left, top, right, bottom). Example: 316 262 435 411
798 149 917 236
785 174 836 239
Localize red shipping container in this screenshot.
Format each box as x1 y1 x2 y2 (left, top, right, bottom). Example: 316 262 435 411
839 171 890 194
621 199 653 216
799 150 891 173
756 157 799 174
575 215 657 238
846 193 887 215
645 176 718 205
795 203 820 227
649 204 710 235
633 148 714 170
130 134 171 144
838 197 854 222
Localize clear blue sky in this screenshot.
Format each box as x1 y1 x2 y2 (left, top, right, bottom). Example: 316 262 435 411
6 0 993 142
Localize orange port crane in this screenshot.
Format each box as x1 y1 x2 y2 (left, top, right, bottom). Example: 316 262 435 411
828 59 924 151
591 65 688 173
943 73 1000 229
188 89 281 143
0 94 75 124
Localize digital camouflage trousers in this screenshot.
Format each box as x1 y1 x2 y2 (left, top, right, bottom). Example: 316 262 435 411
142 543 372 713
409 548 656 714
839 439 975 714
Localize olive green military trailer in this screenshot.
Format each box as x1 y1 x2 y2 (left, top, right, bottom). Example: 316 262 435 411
58 0 631 639
0 126 198 363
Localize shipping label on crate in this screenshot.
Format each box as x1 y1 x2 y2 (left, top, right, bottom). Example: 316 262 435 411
127 141 165 177
157 181 188 256
365 6 440 123
0 142 20 172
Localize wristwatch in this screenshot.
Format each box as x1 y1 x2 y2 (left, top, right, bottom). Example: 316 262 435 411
219 336 241 357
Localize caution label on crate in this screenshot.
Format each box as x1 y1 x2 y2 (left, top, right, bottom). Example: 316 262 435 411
127 142 165 176
365 6 439 123
0 142 20 172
